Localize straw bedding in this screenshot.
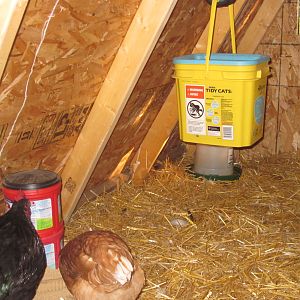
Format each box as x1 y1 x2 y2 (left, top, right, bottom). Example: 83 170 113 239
66 153 300 299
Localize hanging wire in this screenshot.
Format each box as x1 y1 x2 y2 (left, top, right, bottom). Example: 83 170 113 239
0 0 61 158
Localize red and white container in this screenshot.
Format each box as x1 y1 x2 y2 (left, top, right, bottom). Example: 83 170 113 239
2 169 64 269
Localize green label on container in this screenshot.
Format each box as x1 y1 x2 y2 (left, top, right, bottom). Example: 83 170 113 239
36 218 53 230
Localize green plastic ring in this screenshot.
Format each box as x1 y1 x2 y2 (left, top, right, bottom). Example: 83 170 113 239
186 163 242 181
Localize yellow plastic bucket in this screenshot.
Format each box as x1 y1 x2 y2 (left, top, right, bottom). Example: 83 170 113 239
173 0 270 148
173 53 270 147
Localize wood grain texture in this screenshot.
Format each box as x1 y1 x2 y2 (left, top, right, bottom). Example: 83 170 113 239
61 0 179 220
194 0 247 53
0 0 29 81
218 0 264 53
277 87 300 152
280 44 300 86
0 0 140 178
244 1 300 156
130 87 179 185
276 1 300 153
85 0 211 191
281 1 300 45
238 0 285 53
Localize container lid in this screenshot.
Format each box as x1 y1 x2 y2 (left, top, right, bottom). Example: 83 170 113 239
173 53 270 66
3 169 61 190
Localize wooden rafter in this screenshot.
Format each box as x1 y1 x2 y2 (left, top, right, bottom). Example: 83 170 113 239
61 0 179 221
131 87 178 185
194 0 247 53
131 0 283 184
218 0 264 53
0 0 29 82
238 0 284 53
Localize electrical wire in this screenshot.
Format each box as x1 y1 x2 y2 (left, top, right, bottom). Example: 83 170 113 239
0 0 61 158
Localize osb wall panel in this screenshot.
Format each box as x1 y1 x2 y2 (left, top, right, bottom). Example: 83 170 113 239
0 0 140 177
245 0 300 156
85 0 211 190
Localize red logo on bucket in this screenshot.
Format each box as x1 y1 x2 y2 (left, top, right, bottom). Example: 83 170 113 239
186 85 205 99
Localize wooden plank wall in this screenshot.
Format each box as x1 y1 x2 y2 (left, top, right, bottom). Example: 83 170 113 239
245 0 300 156
0 0 141 178
84 0 211 191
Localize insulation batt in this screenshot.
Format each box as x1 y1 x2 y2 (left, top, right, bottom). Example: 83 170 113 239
0 198 47 300
59 230 145 300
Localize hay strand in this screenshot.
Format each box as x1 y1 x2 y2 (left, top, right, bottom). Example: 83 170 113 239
66 153 300 299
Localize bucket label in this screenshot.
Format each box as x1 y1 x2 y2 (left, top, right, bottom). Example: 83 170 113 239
206 97 221 137
177 65 268 146
31 198 53 230
185 84 206 135
222 125 234 140
44 243 56 269
207 126 220 136
205 87 234 140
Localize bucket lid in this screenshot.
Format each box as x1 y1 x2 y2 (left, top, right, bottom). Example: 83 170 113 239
173 53 270 66
3 169 61 190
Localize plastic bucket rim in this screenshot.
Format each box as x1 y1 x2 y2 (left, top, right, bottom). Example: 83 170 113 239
3 169 61 190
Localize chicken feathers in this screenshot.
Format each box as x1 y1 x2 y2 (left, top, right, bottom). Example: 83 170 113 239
59 230 145 300
0 198 47 300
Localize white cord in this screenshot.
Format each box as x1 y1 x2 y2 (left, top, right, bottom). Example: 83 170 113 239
0 0 61 158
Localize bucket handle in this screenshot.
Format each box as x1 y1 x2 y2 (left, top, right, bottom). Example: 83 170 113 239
205 0 237 72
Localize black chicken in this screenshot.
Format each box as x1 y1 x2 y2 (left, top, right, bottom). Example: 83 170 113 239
0 198 47 300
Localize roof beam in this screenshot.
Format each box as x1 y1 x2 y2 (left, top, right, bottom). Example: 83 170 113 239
131 87 178 185
218 0 264 53
238 0 284 53
0 0 29 81
194 0 246 53
61 0 179 221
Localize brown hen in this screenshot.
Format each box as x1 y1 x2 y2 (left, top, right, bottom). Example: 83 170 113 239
59 230 145 300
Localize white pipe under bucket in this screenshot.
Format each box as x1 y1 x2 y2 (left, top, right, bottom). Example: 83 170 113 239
193 144 234 176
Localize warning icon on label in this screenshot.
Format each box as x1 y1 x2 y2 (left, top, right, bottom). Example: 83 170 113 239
187 100 204 119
